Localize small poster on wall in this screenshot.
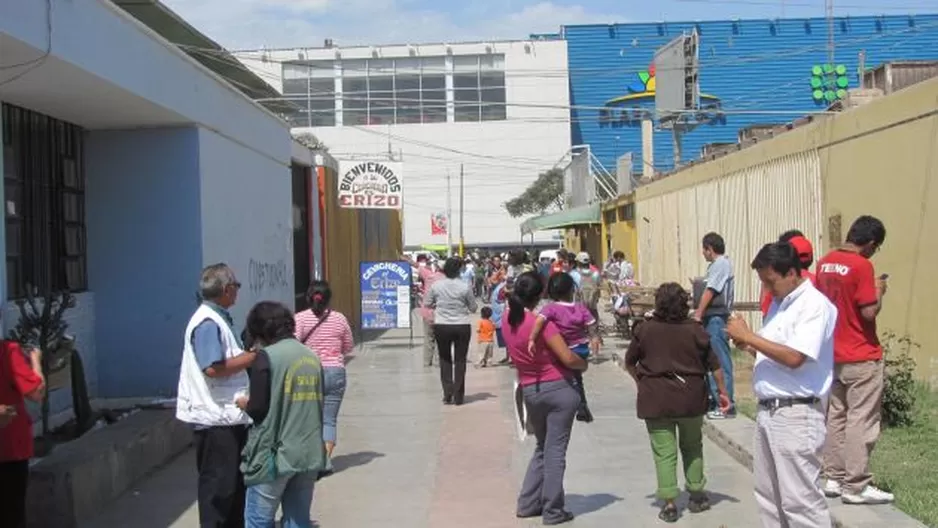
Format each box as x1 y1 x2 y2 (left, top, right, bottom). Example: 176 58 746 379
338 161 403 209
430 212 448 235
359 261 412 329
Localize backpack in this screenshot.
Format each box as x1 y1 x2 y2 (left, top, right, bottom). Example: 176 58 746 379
575 269 601 310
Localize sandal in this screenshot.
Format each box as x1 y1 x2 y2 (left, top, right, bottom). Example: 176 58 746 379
658 504 680 523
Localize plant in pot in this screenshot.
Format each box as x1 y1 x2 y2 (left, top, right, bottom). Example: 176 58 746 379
7 285 93 453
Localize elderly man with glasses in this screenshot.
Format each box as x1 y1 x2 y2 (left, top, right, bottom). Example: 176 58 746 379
176 263 256 528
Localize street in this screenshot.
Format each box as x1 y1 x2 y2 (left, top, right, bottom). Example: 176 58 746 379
82 328 760 528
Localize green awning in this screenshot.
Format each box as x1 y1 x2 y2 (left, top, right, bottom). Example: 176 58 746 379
520 204 602 235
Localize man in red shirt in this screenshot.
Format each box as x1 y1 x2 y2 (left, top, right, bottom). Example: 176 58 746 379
814 215 893 505
1 341 45 528
760 230 816 317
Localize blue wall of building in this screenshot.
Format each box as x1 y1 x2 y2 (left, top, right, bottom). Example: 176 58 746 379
86 127 203 398
565 14 938 172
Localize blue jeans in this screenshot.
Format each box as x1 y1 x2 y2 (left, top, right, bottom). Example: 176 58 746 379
322 367 347 444
244 471 317 528
704 315 735 411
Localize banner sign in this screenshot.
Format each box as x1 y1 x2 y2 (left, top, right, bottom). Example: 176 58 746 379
430 212 448 235
359 261 412 329
338 161 403 209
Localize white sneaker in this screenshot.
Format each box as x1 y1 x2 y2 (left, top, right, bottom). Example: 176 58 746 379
841 485 895 505
822 480 843 498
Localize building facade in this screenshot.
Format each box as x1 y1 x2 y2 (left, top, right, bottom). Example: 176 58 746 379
237 39 571 248
1 0 295 409
564 14 938 173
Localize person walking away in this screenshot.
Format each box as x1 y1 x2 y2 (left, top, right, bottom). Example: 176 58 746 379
237 302 325 528
419 263 445 367
528 272 600 423
760 231 816 317
815 215 892 505
295 281 354 476
426 257 478 405
502 272 588 525
177 264 255 528
570 252 602 322
477 307 496 367
0 340 45 528
625 282 731 523
693 232 737 419
726 242 836 528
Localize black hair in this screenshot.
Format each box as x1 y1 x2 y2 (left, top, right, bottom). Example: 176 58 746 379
653 283 691 323
416 254 428 262
547 272 576 302
751 242 802 276
845 215 886 247
508 249 526 267
442 257 463 279
306 280 332 317
481 306 493 319
702 232 726 254
613 250 625 260
507 272 544 329
245 301 296 347
778 229 805 242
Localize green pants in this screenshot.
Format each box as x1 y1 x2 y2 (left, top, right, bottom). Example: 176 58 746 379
645 416 707 501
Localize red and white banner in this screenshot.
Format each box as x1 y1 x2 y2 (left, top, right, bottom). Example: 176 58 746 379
338 161 403 209
430 212 448 235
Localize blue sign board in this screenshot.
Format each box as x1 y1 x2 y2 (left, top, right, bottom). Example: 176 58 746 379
360 261 413 330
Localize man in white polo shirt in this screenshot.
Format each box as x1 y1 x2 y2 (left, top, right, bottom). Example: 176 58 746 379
726 242 837 528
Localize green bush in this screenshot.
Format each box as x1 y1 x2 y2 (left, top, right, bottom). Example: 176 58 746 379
880 333 919 428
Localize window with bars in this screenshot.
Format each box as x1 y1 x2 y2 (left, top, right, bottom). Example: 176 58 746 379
2 103 88 298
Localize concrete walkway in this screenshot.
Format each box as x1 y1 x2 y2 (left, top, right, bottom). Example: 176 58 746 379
82 328 760 527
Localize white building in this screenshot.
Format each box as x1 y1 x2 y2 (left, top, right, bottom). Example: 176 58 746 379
237 38 571 248
0 0 299 409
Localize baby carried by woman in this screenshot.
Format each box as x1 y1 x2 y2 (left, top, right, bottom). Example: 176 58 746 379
528 272 599 422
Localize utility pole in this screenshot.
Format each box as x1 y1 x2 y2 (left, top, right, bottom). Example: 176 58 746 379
458 164 465 257
446 170 453 257
826 0 835 69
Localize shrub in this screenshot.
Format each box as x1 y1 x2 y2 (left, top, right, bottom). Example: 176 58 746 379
880 332 919 428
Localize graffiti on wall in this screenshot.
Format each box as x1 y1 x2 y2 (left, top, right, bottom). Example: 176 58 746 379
248 259 289 294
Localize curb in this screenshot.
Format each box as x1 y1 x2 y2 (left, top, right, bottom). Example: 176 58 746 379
607 351 928 528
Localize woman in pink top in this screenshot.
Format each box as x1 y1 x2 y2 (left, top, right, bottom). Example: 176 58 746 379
502 272 587 526
294 280 354 475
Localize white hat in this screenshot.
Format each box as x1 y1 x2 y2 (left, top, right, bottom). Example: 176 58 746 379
576 252 591 264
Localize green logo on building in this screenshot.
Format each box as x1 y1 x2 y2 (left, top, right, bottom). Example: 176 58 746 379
811 64 849 102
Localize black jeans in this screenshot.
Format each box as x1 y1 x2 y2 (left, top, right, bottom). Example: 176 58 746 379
194 425 248 528
0 460 29 528
434 323 472 403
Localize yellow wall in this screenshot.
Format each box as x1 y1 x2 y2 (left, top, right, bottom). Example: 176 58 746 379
601 195 639 275
631 76 938 381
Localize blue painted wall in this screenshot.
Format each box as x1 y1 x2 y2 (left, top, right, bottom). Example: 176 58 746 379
564 14 938 172
85 127 203 398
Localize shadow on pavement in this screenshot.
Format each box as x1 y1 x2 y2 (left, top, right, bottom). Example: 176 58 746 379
644 490 741 508
462 392 496 404
331 451 386 472
565 493 624 516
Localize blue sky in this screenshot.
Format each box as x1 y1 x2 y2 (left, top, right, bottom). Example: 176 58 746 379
162 0 936 50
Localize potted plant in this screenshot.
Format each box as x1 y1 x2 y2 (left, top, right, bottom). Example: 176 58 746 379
7 286 79 439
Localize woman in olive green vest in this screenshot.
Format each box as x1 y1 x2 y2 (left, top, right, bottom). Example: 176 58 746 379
236 301 326 528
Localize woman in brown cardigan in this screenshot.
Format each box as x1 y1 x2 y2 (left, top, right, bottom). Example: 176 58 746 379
625 283 731 523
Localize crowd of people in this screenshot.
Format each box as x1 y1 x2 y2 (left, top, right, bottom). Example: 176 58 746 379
0 213 892 528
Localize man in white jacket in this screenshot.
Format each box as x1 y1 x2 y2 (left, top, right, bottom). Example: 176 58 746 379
177 263 256 528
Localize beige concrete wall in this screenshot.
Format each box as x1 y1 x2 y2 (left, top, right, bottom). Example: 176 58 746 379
633 76 938 380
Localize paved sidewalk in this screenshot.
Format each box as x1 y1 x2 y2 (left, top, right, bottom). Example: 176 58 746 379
83 328 760 527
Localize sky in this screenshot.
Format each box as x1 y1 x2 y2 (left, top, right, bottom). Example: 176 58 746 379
161 0 936 51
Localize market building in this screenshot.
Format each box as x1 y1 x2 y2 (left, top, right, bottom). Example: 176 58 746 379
563 14 938 173
236 38 571 249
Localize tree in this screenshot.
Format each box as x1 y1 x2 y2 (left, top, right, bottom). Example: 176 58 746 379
503 168 565 218
292 131 329 152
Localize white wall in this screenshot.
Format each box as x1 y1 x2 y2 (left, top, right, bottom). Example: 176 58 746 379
262 40 571 247
198 128 295 327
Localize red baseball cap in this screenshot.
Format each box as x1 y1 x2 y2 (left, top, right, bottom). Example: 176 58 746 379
788 235 814 264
